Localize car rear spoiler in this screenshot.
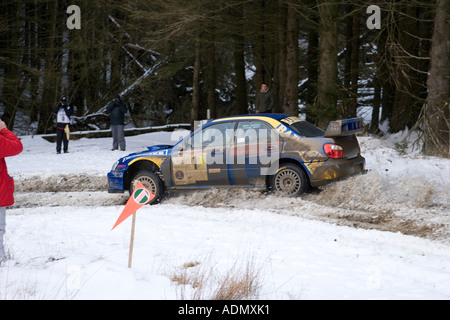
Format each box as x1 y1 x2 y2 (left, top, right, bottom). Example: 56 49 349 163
323 118 363 137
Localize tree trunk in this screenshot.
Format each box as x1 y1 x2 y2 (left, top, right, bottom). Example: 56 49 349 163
370 77 381 134
276 0 287 115
232 2 248 115
390 5 420 132
38 1 60 134
305 18 318 123
317 0 338 128
253 0 277 90
206 30 216 119
349 10 360 118
376 27 395 124
2 0 23 130
191 43 201 130
283 4 299 116
423 0 450 157
343 4 353 117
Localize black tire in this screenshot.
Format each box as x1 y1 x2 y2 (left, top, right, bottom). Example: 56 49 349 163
270 164 309 197
129 170 163 204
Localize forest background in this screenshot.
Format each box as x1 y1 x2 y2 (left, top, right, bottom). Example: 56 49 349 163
0 0 448 156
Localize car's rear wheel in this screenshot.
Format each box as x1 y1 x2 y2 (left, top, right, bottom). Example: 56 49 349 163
270 164 308 197
129 170 163 204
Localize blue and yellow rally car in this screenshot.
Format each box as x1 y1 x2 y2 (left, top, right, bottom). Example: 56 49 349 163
107 114 365 204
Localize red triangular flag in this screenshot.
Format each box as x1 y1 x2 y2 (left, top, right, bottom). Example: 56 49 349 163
111 183 154 230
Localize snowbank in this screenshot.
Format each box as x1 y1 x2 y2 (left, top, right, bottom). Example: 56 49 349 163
1 130 449 300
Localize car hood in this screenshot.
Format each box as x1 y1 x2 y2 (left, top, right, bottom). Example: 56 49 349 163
119 144 173 163
146 144 174 152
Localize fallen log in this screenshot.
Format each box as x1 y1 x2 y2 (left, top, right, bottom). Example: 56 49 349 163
41 124 190 142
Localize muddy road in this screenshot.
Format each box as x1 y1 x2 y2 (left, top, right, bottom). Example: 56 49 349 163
12 172 450 244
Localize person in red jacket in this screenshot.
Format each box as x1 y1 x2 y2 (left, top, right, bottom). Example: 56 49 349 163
0 118 23 263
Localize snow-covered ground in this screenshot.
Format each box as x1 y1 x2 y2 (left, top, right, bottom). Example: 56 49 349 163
1 128 449 300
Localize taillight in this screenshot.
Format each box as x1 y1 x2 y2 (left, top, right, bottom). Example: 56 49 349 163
324 143 344 159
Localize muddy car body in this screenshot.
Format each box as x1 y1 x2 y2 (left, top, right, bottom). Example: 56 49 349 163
107 114 366 204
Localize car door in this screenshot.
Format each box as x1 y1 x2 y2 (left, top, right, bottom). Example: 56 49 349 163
171 121 235 187
229 120 281 186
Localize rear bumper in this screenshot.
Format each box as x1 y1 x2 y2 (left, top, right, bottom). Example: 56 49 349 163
309 155 365 187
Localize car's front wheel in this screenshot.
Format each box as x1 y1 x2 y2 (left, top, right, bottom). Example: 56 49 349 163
129 170 163 204
270 164 309 197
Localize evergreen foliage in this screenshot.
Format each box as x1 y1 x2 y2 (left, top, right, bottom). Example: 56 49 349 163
0 0 448 155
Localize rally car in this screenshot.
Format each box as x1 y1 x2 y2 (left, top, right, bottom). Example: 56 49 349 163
107 114 366 204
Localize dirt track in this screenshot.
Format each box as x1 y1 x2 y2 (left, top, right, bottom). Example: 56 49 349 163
12 172 450 244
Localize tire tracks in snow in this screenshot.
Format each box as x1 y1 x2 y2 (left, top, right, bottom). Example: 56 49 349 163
11 173 450 244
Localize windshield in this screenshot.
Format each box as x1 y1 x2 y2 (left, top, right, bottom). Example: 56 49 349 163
280 117 325 137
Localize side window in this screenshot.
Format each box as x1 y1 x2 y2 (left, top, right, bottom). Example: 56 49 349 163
183 122 235 150
235 121 273 145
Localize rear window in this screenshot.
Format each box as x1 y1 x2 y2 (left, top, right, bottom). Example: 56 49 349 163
280 117 325 137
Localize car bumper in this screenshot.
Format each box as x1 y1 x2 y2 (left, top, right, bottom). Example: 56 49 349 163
107 171 125 193
308 155 366 187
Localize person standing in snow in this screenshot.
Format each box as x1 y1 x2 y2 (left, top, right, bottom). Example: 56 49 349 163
53 97 73 154
255 83 275 114
0 118 23 264
106 95 128 151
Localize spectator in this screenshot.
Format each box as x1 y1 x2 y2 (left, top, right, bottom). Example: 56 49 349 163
53 97 72 154
106 95 128 151
255 83 275 114
0 118 23 264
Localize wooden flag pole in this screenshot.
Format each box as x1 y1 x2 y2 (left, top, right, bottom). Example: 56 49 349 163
111 182 155 267
128 212 137 268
